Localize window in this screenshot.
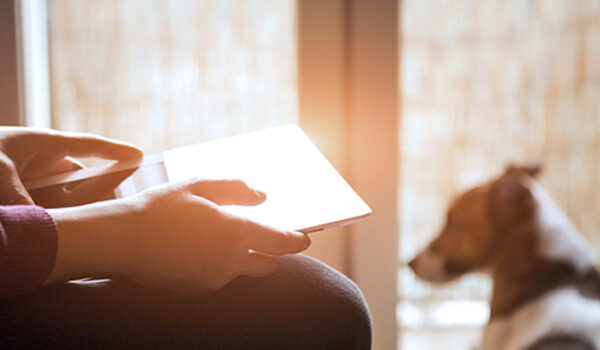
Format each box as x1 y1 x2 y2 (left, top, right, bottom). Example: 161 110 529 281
48 0 297 153
399 1 600 348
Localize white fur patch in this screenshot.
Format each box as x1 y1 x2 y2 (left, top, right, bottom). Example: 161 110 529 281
481 287 600 350
412 249 449 283
530 182 596 272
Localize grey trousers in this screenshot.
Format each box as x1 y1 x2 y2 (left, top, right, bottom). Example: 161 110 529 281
0 255 372 349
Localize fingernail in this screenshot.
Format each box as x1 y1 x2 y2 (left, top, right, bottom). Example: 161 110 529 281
304 235 311 249
254 190 267 199
293 231 310 250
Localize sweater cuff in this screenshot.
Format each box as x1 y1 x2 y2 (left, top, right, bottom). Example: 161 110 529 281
0 205 58 299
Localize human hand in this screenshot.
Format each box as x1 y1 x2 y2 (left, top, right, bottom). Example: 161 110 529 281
0 127 142 207
46 178 311 293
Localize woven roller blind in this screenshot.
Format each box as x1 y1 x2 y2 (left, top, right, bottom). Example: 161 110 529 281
48 0 297 153
399 0 600 321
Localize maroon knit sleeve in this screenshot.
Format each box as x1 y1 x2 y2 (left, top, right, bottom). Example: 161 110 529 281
0 205 58 300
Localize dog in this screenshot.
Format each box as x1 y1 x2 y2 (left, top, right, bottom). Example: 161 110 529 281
409 164 600 350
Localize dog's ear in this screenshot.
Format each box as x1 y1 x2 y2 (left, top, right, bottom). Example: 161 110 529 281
505 163 542 178
489 177 536 231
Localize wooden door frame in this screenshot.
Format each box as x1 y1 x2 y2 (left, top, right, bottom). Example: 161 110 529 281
0 0 51 127
298 1 400 349
0 0 22 125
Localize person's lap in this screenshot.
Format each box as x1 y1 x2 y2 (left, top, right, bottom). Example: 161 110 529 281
0 255 371 349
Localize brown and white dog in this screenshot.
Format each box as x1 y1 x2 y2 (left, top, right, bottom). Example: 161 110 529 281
409 165 600 350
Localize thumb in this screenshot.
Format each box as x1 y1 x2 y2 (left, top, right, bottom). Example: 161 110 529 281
0 155 34 205
184 178 266 206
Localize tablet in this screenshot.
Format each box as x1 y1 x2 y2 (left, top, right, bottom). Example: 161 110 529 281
24 125 372 233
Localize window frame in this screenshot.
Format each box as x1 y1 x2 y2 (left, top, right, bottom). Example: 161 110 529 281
11 0 51 128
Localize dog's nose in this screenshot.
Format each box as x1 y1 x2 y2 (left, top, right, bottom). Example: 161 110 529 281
408 257 418 271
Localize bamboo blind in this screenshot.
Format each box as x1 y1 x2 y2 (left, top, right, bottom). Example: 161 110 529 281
399 0 600 310
48 0 297 154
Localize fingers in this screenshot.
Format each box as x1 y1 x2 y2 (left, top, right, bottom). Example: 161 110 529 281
25 156 133 207
29 168 136 208
57 157 86 172
238 219 311 256
46 131 143 161
0 155 34 205
240 251 278 277
0 179 34 205
63 168 135 203
185 178 266 206
21 156 84 180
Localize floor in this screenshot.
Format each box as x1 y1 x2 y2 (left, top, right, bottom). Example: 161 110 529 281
399 328 482 350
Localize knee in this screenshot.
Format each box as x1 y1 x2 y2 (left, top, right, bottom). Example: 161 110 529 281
274 255 373 350
202 254 372 349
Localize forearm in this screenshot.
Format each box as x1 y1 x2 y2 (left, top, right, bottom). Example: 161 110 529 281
45 199 138 285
